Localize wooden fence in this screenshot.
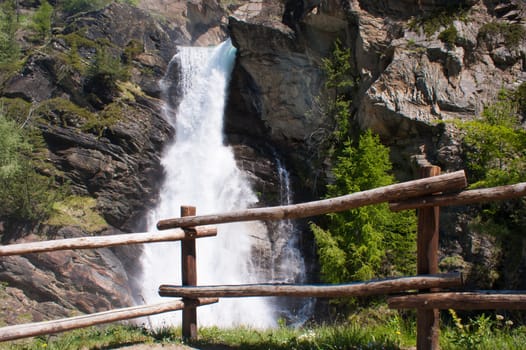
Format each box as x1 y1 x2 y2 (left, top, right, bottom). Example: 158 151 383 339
0 167 525 349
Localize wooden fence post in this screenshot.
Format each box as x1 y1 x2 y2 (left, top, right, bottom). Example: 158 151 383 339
417 166 441 350
181 206 198 341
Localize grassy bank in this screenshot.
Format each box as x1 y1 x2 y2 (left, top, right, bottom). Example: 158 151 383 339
1 308 525 349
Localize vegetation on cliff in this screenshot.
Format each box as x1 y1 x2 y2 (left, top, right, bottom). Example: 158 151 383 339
0 0 154 228
453 85 526 289
310 41 417 289
0 106 66 222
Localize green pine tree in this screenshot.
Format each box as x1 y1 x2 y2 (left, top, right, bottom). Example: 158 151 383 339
0 1 20 64
311 130 416 283
0 108 65 221
31 1 54 43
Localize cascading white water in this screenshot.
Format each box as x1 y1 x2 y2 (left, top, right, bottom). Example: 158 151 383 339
140 39 286 328
272 156 315 326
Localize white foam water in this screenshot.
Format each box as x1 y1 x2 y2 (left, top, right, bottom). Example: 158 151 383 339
139 39 311 329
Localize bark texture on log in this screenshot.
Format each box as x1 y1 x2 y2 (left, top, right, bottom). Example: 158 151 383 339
0 227 217 256
0 298 218 342
157 171 467 229
389 292 526 309
390 182 526 211
159 273 463 298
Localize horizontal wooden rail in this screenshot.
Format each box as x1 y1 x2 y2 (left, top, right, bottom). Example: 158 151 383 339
0 298 218 342
388 291 526 310
389 182 526 211
157 171 467 229
159 273 463 298
0 227 217 256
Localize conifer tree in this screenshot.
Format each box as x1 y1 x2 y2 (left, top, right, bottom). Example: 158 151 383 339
311 130 416 283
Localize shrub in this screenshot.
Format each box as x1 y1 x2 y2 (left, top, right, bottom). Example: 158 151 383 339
0 1 20 64
30 1 53 43
454 87 526 290
439 25 458 49
321 39 355 144
0 111 65 221
456 89 525 187
46 196 108 232
478 22 526 49
408 6 469 37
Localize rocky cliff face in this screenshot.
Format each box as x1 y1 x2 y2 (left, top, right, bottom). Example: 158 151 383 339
0 1 229 323
0 0 524 324
226 0 525 290
227 0 524 180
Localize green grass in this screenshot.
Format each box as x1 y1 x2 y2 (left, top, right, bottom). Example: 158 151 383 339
194 322 402 349
0 325 155 350
1 308 525 349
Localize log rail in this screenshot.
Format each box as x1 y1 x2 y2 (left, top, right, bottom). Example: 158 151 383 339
0 299 217 342
159 273 463 298
0 168 525 349
388 292 526 310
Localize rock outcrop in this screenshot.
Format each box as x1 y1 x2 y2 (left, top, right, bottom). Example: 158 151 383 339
0 2 181 322
226 0 525 291
227 0 350 196
0 227 134 325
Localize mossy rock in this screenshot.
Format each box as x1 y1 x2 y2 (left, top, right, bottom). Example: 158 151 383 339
0 97 31 124
46 195 108 233
35 97 94 127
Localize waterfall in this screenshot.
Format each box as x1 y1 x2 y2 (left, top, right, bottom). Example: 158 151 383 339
272 156 315 326
139 39 310 328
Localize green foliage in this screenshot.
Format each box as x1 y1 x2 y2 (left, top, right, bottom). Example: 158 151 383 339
321 39 355 144
478 21 526 49
89 47 129 80
0 319 405 350
515 82 526 116
454 87 526 289
58 32 99 74
455 89 525 188
117 0 139 6
0 98 31 124
85 46 130 103
311 39 416 288
438 25 458 49
0 110 65 222
0 325 153 350
36 97 94 126
442 310 525 350
0 114 31 180
82 101 124 136
408 6 469 37
30 1 53 43
2 308 526 350
35 97 122 137
122 39 143 64
311 130 416 283
0 1 21 64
